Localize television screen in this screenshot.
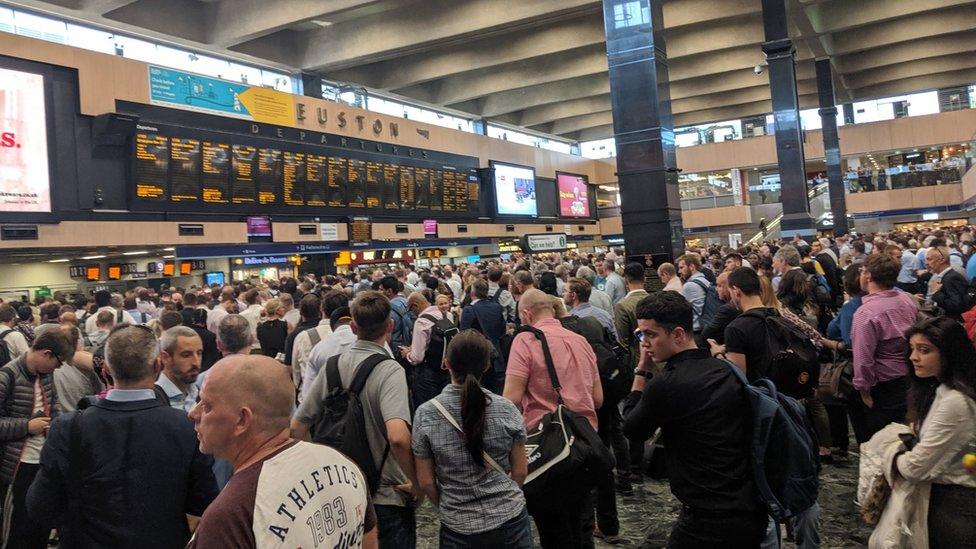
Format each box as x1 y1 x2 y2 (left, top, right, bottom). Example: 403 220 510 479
490 161 537 216
162 261 175 276
556 172 590 218
107 265 122 280
0 67 51 213
85 265 101 281
246 215 272 237
180 262 192 275
205 272 225 286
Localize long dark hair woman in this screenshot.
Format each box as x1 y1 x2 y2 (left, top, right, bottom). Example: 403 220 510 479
777 268 818 325
411 330 531 548
893 317 976 546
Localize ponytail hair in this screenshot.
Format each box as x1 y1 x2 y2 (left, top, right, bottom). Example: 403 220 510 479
445 330 492 466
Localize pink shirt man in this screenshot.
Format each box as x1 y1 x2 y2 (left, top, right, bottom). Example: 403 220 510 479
506 318 600 430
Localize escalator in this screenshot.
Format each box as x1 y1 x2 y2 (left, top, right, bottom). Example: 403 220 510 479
744 183 831 245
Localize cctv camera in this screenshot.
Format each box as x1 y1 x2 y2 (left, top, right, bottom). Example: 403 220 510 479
754 64 765 75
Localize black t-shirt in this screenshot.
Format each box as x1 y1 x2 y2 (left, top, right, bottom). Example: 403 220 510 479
256 319 288 358
723 307 778 382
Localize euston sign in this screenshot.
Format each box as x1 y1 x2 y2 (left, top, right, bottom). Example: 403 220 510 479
520 233 568 253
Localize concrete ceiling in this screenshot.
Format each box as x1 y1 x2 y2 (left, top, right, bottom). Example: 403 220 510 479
10 0 976 142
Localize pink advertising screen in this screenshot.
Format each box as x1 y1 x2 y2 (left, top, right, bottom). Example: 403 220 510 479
557 172 590 218
0 67 50 213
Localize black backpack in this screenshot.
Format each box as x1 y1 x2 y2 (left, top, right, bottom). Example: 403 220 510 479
723 360 819 520
740 309 820 399
419 313 459 370
311 353 390 495
0 330 15 367
690 279 722 329
558 316 631 406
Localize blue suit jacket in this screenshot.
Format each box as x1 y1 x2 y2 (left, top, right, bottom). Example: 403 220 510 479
27 398 217 548
460 299 507 372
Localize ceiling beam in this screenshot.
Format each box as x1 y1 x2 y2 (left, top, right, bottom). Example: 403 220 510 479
474 74 611 117
851 67 976 101
822 9 976 57
324 15 605 90
834 32 976 74
207 0 386 48
803 0 976 34
299 0 601 71
396 45 608 106
515 94 612 127
844 55 976 91
102 0 210 43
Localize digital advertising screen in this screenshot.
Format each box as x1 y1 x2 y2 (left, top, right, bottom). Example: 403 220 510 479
556 172 591 218
246 215 272 237
490 161 537 217
0 67 51 213
205 272 225 286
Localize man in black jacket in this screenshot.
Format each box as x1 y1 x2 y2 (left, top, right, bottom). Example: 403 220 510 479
459 279 507 393
622 291 765 548
27 325 218 548
927 244 970 321
699 271 739 346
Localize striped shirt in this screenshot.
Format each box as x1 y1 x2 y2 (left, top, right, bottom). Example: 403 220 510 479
851 289 917 391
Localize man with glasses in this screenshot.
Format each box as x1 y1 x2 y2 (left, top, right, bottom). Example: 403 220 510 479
0 328 74 547
926 244 970 321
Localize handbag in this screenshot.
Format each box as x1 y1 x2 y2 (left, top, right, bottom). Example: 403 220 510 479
516 326 613 502
818 349 855 401
860 473 892 526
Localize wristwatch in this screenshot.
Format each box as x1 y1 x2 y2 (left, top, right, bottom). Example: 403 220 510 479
634 368 652 378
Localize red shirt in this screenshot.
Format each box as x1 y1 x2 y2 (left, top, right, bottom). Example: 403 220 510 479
506 318 599 430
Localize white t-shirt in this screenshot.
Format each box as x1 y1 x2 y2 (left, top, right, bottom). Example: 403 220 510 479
20 380 46 464
188 440 375 548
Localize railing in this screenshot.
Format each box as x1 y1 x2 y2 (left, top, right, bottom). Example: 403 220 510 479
744 183 829 245
680 194 736 210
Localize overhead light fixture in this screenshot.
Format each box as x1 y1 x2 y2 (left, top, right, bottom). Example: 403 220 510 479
81 255 105 260
311 19 333 27
48 258 69 263
162 255 174 259
163 247 175 251
123 250 149 256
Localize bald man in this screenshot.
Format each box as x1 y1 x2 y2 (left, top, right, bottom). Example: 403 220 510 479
188 355 377 548
503 288 602 548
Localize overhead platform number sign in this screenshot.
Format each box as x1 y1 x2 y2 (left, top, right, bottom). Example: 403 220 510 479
520 233 568 253
148 66 294 126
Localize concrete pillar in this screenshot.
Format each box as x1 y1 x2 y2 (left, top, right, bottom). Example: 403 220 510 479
602 0 683 263
815 59 849 236
762 0 814 239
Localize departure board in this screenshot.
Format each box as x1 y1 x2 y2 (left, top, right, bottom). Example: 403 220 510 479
327 157 347 208
131 122 481 217
430 170 443 211
365 161 382 209
257 148 281 205
383 165 399 210
349 216 371 247
170 137 200 202
282 151 305 206
202 141 230 203
231 145 257 204
306 153 327 206
134 132 168 201
399 166 415 209
414 167 430 210
347 159 366 208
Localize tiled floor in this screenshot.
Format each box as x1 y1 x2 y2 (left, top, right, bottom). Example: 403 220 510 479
416 456 873 548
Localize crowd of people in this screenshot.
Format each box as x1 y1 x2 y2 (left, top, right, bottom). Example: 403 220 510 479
0 227 974 548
